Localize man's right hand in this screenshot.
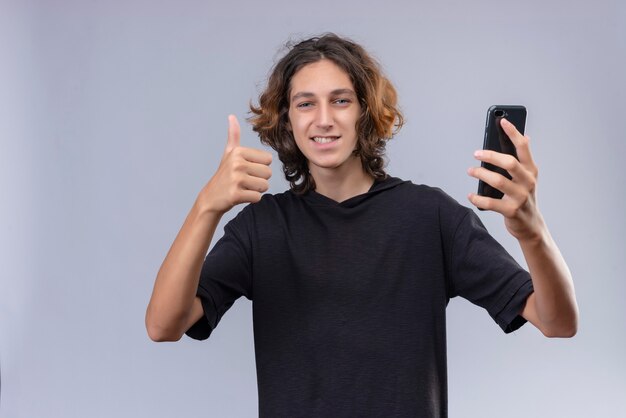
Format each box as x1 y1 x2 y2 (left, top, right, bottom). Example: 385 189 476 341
146 114 273 342
198 114 273 214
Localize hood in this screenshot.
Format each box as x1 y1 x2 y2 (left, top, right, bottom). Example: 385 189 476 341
303 175 409 208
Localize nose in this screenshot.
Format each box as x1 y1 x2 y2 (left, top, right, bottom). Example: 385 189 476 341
315 102 333 130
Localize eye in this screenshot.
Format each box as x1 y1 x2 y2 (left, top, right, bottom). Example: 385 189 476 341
334 98 351 105
296 102 313 108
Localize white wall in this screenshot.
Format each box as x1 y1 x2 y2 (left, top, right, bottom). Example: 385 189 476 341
1 0 624 416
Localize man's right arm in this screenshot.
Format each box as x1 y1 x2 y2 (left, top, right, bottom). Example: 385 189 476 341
145 115 272 342
145 203 223 342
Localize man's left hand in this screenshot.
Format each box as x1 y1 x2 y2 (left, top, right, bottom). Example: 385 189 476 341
467 117 544 242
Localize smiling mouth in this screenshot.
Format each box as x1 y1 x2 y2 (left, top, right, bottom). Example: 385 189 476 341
311 136 340 144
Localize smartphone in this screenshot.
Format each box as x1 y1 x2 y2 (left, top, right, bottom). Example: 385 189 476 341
477 105 527 206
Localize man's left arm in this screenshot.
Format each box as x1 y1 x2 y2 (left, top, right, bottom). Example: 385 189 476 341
467 118 578 338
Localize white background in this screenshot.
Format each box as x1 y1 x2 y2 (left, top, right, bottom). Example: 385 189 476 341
1 0 624 416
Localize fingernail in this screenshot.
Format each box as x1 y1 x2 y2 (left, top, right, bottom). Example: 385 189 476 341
474 150 483 158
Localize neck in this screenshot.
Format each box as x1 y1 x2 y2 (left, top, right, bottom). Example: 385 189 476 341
309 156 375 203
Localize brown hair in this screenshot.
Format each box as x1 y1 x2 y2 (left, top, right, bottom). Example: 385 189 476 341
248 33 404 194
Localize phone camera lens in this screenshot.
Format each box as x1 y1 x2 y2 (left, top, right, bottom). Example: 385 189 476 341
494 110 505 117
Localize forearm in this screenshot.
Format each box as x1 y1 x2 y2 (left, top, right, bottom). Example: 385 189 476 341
145 195 223 341
519 219 578 337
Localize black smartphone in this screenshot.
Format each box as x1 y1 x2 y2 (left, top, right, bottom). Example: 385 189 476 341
477 105 527 207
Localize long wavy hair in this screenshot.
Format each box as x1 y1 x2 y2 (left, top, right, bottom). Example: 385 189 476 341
248 33 404 194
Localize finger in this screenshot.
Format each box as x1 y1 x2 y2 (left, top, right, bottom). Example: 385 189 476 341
240 147 273 165
467 166 526 199
224 114 241 155
246 161 272 180
473 150 535 189
241 176 270 193
467 192 509 214
500 118 535 168
237 189 264 204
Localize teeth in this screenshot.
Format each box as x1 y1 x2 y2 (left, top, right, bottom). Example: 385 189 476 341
312 137 338 144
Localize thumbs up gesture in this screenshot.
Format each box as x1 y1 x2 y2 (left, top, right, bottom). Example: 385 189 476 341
198 115 273 214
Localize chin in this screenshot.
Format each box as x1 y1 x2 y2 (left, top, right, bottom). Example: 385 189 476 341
310 157 358 171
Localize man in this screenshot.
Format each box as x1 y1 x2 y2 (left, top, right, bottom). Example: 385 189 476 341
145 33 578 417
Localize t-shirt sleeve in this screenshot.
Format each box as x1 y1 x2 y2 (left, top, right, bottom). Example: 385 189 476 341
444 206 534 333
185 208 253 341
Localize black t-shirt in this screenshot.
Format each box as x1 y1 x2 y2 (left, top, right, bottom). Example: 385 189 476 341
186 176 534 417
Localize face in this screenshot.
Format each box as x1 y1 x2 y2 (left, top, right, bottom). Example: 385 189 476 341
287 59 362 177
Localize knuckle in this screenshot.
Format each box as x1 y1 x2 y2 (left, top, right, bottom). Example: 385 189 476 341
230 148 244 161
507 200 524 218
227 188 239 204
518 135 529 147
504 205 517 218
232 172 245 187
232 160 246 172
503 157 517 171
494 176 506 189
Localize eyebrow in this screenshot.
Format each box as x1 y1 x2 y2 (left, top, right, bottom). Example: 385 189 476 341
291 88 356 103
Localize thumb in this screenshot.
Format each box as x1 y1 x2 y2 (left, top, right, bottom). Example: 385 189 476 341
224 114 241 154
